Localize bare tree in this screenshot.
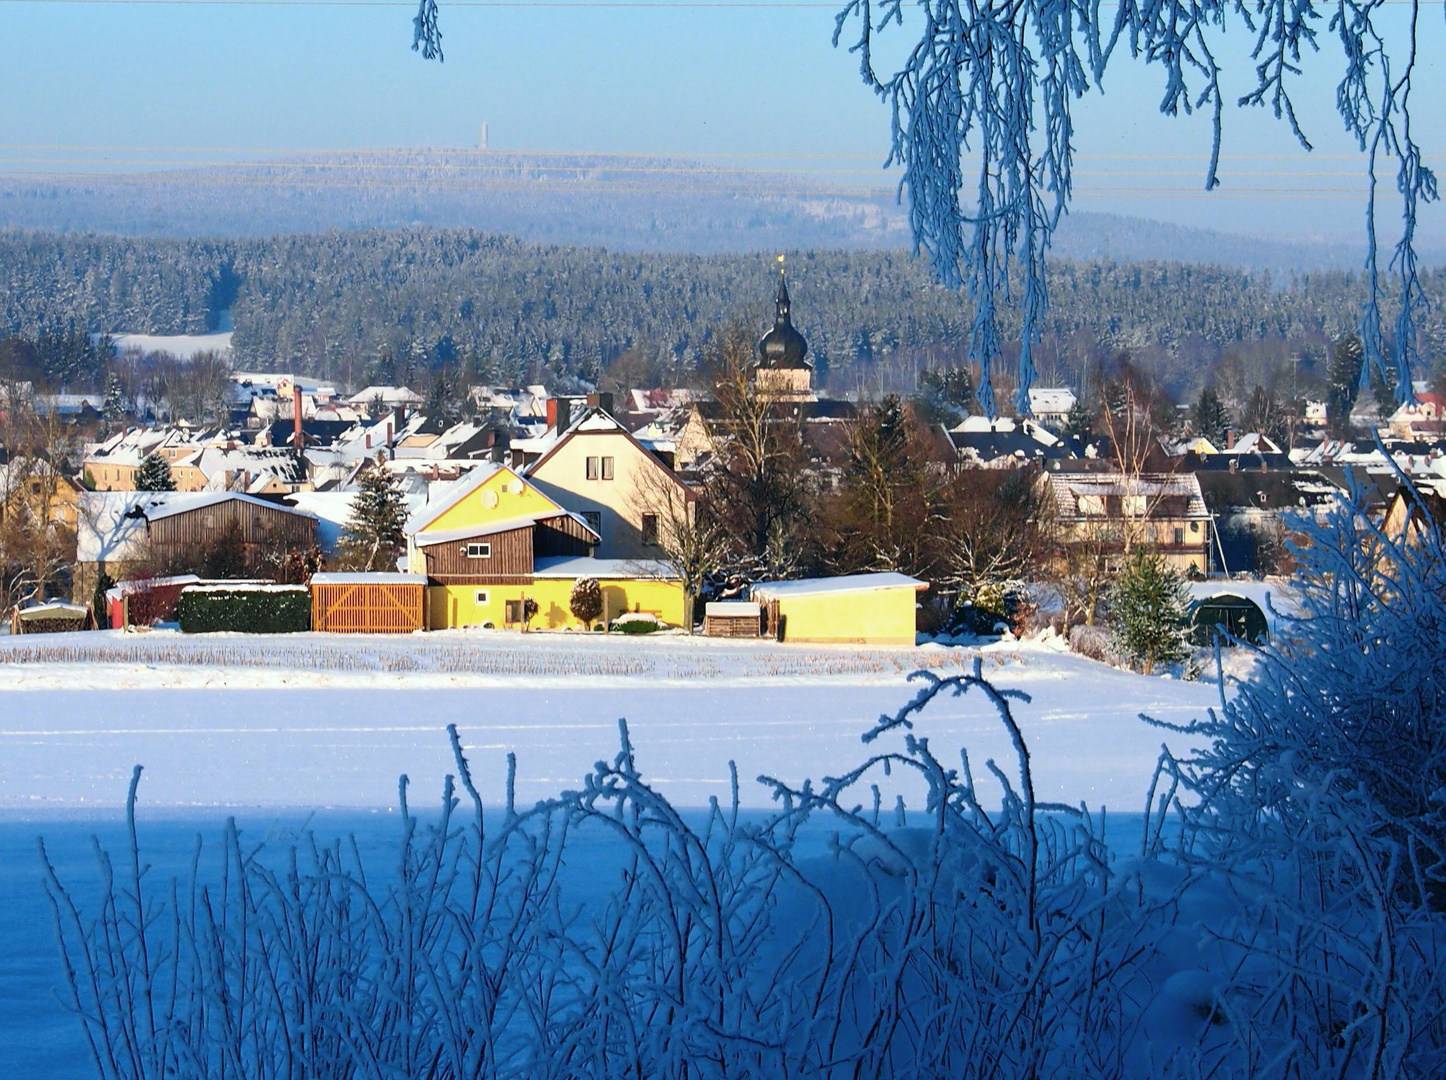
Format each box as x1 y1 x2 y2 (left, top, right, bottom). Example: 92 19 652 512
631 463 721 633
699 325 815 580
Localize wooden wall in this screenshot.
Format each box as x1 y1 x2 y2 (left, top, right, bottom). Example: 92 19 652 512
312 581 425 633
148 500 316 552
424 525 534 581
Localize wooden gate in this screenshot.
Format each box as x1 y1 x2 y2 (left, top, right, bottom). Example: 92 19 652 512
310 573 426 633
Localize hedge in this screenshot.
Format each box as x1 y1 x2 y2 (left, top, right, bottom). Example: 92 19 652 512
176 586 311 634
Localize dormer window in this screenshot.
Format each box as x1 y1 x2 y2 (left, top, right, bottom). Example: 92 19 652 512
465 542 492 559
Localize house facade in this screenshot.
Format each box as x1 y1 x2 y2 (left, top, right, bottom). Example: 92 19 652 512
1043 470 1212 575
405 464 684 630
524 409 695 561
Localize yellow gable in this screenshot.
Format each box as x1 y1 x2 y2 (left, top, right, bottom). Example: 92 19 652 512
422 466 564 534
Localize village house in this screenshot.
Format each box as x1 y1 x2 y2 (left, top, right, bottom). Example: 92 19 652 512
523 404 696 561
404 464 684 630
1042 469 1212 575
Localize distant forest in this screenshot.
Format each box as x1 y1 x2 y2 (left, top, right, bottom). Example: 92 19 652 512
2 227 1443 403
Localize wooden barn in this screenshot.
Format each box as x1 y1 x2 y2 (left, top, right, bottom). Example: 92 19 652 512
311 573 428 633
75 492 319 604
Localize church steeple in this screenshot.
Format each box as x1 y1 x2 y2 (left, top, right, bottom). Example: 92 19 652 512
757 262 810 371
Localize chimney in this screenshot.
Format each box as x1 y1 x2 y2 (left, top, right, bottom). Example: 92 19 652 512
292 384 304 451
386 419 394 449
1228 459 1238 474
365 433 371 450
546 397 571 433
1226 429 1236 450
585 391 615 415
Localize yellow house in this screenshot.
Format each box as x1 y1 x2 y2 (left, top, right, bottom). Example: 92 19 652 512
406 463 686 630
524 407 695 560
751 572 927 646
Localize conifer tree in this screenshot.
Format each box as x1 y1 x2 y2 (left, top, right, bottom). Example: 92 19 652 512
341 456 408 572
102 372 127 420
134 452 176 492
1190 385 1231 446
1108 546 1190 675
1062 398 1094 440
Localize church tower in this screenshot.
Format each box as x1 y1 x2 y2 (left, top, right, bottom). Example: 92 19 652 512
754 266 814 401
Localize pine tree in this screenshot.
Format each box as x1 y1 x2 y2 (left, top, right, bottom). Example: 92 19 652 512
1062 398 1094 440
1190 385 1231 446
341 457 408 572
134 452 176 492
1325 333 1365 435
569 577 603 627
1108 546 1190 674
103 372 127 420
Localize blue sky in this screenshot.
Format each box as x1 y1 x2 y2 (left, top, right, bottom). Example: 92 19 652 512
2 0 1443 243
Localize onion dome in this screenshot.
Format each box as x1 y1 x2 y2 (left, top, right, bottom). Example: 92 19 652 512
757 272 811 370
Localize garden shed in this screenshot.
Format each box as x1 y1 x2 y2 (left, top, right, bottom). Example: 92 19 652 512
750 572 927 646
311 573 428 634
11 601 94 635
703 601 762 638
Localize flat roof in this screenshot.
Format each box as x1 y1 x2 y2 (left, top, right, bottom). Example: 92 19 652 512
751 572 927 599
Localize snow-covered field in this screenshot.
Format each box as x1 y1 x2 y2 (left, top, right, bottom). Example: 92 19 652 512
0 629 1221 813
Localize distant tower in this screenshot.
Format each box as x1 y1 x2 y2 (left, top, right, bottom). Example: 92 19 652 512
479 122 489 151
754 259 814 401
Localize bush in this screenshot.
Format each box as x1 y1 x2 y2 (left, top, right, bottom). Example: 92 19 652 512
176 585 311 634
610 612 665 634
569 577 603 625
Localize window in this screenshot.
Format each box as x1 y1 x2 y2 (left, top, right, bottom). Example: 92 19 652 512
466 542 492 559
601 456 615 480
1122 495 1147 517
586 456 599 480
475 590 489 605
582 511 602 538
1190 521 1200 533
641 513 659 546
1077 495 1104 516
504 599 523 624
1173 527 1184 546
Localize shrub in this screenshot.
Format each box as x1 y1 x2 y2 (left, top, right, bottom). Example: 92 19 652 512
176 585 310 634
610 612 664 634
569 576 603 625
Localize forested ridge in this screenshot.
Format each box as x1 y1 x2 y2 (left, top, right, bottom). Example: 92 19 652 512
3 227 1442 396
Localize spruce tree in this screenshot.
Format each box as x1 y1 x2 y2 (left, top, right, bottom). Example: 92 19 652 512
341 457 408 571
1325 333 1365 435
134 452 176 492
1190 385 1231 446
1108 546 1190 674
1062 398 1094 440
103 372 127 420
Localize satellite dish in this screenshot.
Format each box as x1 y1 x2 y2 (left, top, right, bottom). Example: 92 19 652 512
509 480 524 495
480 489 499 509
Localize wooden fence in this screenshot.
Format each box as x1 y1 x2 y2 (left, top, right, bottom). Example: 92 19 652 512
311 579 425 634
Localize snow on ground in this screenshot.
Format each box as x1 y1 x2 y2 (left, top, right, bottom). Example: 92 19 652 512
110 330 233 357
0 630 1223 814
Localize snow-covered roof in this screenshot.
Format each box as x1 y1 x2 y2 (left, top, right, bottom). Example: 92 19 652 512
705 601 760 616
182 583 308 594
403 462 509 534
411 511 597 548
533 556 678 580
751 572 927 599
1188 580 1302 638
76 491 316 562
1046 472 1209 520
1027 387 1077 415
15 600 90 619
310 572 427 586
347 385 423 406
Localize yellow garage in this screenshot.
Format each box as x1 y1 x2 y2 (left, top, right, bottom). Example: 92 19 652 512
751 572 927 646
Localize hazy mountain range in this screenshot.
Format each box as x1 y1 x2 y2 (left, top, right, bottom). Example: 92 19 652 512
0 150 1426 274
